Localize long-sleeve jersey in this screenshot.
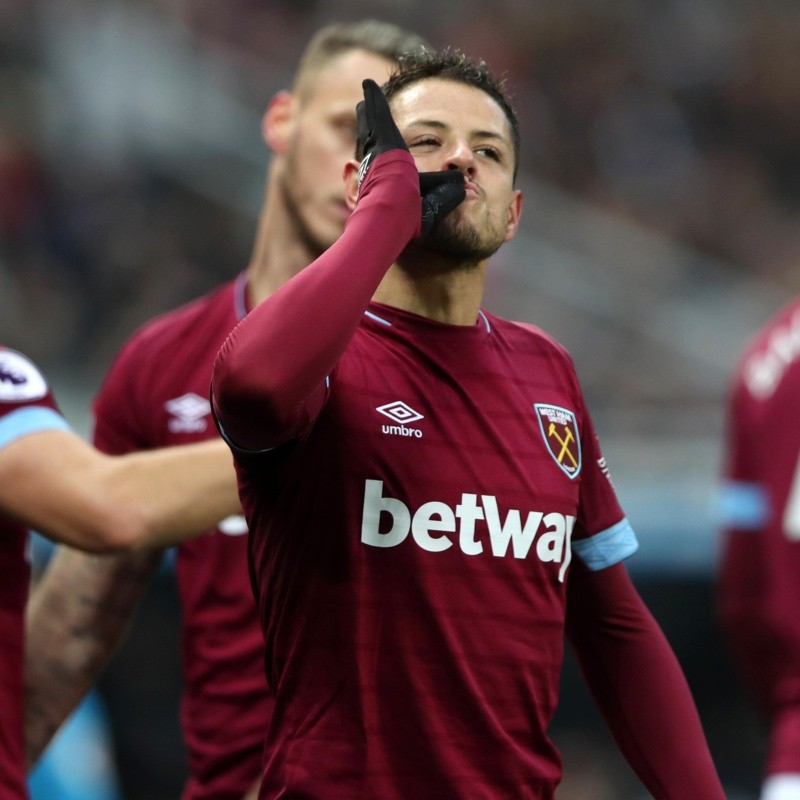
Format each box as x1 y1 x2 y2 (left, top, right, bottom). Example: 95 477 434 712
718 297 800 777
213 150 725 799
91 275 267 799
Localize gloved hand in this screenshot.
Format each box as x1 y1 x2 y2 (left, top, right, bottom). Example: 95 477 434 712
419 171 466 236
356 79 465 236
355 78 408 184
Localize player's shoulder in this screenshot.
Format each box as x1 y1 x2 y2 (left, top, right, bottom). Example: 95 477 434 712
117 279 240 360
129 279 238 345
490 313 575 364
0 347 50 404
0 346 66 427
734 295 800 400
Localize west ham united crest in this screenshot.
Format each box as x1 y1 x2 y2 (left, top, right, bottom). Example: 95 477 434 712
534 403 581 479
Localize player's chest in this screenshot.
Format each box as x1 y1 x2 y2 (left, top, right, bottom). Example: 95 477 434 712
149 359 219 446
325 343 583 509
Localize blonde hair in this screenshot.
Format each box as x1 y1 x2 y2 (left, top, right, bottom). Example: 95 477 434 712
292 20 430 103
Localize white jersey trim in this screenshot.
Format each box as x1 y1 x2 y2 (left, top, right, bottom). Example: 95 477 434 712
364 309 392 326
364 308 492 333
233 272 249 321
571 517 638 571
0 406 70 450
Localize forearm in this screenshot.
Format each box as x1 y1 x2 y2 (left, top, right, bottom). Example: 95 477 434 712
0 431 239 551
565 561 725 799
25 545 161 765
213 151 420 450
104 439 240 548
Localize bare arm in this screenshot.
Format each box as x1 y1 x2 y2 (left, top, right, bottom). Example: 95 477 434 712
0 429 240 551
25 545 162 765
241 778 261 800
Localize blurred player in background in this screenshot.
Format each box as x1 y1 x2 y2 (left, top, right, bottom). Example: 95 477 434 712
212 50 725 799
0 345 239 800
718 297 800 800
24 20 430 800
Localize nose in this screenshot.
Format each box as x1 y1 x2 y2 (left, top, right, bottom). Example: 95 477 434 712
444 141 475 175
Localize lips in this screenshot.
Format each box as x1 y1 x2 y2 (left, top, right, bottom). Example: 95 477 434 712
464 180 481 198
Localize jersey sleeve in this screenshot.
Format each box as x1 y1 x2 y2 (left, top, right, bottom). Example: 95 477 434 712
566 561 726 798
0 348 70 450
571 396 638 572
213 151 421 452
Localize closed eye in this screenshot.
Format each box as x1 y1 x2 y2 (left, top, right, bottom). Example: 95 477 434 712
477 145 502 162
409 136 441 149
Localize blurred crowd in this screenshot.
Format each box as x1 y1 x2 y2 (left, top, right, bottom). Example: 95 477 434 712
2 3 794 798
0 0 798 381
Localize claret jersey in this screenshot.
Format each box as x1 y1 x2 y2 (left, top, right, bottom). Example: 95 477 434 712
92 276 268 799
718 297 800 776
0 347 69 800
230 302 637 799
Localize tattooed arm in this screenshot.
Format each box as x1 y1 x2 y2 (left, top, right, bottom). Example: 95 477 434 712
24 546 162 765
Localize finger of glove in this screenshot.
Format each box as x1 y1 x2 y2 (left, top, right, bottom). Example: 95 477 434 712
419 170 465 196
355 99 370 156
362 79 407 154
420 173 466 236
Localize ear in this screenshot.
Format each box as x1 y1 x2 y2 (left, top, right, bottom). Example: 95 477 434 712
503 189 524 243
343 159 361 211
262 90 294 155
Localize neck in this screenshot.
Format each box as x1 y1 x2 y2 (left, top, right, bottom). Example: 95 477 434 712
245 169 322 308
372 258 488 326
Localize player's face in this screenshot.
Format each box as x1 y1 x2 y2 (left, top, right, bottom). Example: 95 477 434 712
280 50 396 254
391 79 522 261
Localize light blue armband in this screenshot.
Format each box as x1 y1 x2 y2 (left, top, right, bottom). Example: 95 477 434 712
0 407 70 450
572 518 638 571
716 480 768 530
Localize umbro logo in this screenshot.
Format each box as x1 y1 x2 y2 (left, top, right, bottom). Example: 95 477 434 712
377 400 423 425
166 393 211 433
376 400 424 439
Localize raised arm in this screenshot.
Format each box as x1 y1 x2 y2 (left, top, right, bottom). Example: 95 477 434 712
212 80 463 451
213 154 420 450
565 560 726 799
0 429 240 551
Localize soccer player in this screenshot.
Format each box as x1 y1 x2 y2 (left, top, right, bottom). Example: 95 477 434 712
717 297 800 800
0 345 240 800
24 21 431 800
212 51 727 798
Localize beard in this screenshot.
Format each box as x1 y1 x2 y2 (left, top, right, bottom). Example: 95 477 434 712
414 204 507 266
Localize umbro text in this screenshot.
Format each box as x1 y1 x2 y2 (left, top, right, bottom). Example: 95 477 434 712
382 424 423 438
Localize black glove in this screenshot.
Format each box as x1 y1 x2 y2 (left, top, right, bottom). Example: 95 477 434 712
355 78 408 186
419 170 465 236
356 78 466 235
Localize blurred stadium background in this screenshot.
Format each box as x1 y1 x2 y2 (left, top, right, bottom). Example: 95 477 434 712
2 0 798 797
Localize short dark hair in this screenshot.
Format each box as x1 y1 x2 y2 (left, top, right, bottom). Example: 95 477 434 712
293 20 431 103
383 48 520 181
